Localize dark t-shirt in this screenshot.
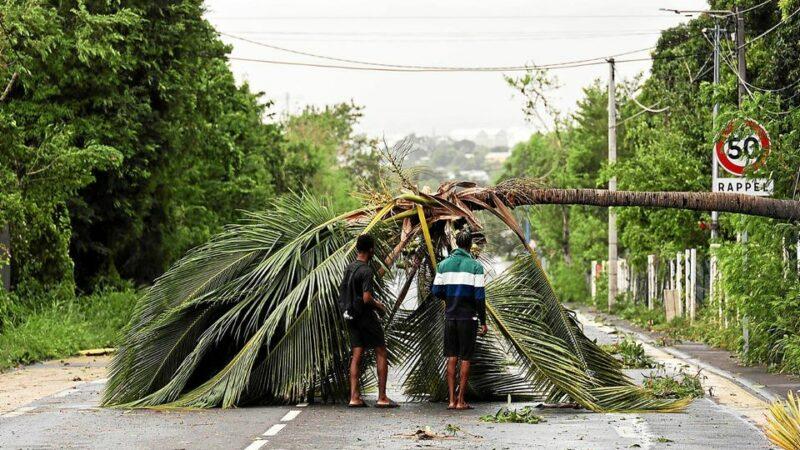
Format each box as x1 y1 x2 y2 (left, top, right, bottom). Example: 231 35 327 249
338 260 377 322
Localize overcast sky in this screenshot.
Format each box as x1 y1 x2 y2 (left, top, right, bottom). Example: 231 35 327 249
205 0 707 145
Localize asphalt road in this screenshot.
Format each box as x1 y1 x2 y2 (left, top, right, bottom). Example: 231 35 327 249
0 319 773 449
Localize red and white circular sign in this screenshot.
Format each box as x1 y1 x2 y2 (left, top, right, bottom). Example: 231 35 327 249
715 119 771 176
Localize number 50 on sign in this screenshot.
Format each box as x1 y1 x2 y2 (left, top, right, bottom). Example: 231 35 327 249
713 119 773 196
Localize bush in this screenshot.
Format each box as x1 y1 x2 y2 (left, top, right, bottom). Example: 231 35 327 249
0 289 137 371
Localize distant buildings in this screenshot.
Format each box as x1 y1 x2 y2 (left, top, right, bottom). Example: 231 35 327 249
485 150 511 166
458 170 490 184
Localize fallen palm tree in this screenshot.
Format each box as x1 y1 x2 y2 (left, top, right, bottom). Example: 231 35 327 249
103 150 800 412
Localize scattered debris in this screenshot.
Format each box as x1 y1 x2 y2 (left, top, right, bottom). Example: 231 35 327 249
71 377 82 382
480 406 545 424
643 368 705 399
535 402 581 409
443 424 461 436
656 437 674 443
600 336 656 369
78 348 116 357
396 425 481 441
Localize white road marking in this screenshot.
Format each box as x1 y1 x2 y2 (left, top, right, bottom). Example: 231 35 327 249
2 406 36 418
263 423 286 436
296 402 308 407
280 410 301 421
611 414 653 450
243 439 268 450
90 378 109 385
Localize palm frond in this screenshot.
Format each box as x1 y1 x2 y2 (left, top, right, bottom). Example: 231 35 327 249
483 256 691 411
766 391 800 450
105 184 692 414
104 193 397 408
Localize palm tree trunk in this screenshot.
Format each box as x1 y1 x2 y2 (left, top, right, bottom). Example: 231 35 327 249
476 187 800 221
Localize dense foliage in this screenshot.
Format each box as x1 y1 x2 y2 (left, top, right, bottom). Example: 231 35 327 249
499 0 800 374
0 0 375 296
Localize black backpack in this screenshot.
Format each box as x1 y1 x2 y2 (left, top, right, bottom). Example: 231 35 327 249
337 262 364 321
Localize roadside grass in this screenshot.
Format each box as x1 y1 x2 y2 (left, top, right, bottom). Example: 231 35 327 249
0 289 137 371
608 298 740 352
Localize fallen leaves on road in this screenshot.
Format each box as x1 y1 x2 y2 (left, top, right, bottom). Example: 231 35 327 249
480 406 545 424
396 424 482 441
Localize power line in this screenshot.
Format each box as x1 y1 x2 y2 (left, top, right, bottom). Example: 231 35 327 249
216 34 664 44
227 53 698 73
220 32 657 71
739 4 800 49
660 1 773 18
217 30 663 41
209 14 679 21
738 0 775 15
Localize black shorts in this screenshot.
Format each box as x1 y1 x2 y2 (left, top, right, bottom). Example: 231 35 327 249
444 319 478 360
347 315 386 349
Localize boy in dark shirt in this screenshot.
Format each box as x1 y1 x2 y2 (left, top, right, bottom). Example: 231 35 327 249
338 234 398 408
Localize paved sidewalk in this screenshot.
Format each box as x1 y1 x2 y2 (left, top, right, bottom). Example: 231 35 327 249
576 306 800 402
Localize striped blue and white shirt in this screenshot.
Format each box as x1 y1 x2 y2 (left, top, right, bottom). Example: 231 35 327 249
431 248 486 324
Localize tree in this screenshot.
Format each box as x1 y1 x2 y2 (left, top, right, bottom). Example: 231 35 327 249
103 187 694 412
0 0 313 291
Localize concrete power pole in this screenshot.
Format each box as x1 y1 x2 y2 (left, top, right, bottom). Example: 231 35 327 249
736 7 747 107
734 6 751 356
607 58 618 311
710 23 721 239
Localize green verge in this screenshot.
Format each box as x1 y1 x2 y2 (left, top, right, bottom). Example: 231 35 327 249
0 290 138 371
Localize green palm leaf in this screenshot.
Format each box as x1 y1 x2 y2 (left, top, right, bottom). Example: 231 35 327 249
104 193 396 408
104 189 690 413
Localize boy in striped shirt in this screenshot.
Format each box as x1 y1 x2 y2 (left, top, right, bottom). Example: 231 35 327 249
431 229 488 410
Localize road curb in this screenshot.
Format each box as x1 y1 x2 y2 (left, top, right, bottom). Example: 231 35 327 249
575 309 775 404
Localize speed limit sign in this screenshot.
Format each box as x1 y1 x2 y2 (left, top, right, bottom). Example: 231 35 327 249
715 119 771 176
713 119 773 196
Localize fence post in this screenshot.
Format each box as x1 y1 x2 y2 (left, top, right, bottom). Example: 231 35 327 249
590 260 597 301
647 254 656 310
675 252 683 317
689 248 697 322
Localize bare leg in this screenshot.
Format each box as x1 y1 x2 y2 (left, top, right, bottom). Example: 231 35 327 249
446 357 458 409
455 360 471 409
375 346 394 404
349 347 364 405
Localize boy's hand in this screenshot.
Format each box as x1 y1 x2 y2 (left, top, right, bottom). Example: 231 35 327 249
479 324 488 336
374 300 387 317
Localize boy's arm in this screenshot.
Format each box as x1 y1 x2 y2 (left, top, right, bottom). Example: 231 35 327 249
431 266 446 299
361 268 386 315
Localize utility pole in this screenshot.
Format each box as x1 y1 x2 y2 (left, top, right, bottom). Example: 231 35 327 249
735 5 751 356
710 22 721 239
736 6 747 107
607 58 618 311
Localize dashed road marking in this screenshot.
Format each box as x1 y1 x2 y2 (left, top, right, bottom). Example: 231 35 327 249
296 402 308 407
263 423 286 436
2 406 36 418
611 414 652 450
280 410 301 421
243 439 268 450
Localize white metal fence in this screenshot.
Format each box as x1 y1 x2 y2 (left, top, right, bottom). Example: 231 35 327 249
591 248 707 321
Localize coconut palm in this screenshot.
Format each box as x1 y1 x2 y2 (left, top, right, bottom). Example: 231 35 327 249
103 143 799 411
